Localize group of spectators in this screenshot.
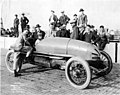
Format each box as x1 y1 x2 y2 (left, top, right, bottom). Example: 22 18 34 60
1 13 29 37
49 8 109 50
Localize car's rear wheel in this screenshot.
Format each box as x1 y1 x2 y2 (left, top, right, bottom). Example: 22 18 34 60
65 57 91 89
96 51 113 76
5 50 23 73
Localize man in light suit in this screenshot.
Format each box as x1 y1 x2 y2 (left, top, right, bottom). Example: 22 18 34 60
49 10 58 37
77 8 88 40
77 8 88 28
20 13 29 32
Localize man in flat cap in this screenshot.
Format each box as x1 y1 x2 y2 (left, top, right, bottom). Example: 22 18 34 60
20 13 29 32
49 10 58 37
14 14 19 37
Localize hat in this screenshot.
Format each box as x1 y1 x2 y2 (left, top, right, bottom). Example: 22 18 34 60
35 24 41 28
73 14 77 16
100 25 104 28
22 13 25 15
70 20 76 24
79 8 84 12
15 14 18 16
51 10 55 13
61 11 64 13
91 25 95 28
25 25 30 30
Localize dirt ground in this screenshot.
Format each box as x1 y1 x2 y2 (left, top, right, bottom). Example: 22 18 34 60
1 48 120 95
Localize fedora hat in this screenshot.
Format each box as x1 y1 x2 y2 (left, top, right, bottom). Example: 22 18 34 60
35 24 41 28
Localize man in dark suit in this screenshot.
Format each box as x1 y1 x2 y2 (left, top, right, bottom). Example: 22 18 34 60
14 14 19 37
97 25 108 50
20 13 29 32
59 11 70 28
84 25 94 43
70 20 79 40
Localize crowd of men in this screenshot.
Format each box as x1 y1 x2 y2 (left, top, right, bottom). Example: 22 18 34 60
1 8 110 51
49 8 109 50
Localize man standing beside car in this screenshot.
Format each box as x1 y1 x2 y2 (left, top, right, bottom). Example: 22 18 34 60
13 25 33 77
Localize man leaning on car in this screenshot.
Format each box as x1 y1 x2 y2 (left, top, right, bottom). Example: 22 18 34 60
13 25 33 77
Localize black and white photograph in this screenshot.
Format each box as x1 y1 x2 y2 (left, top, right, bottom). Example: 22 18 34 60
0 0 120 95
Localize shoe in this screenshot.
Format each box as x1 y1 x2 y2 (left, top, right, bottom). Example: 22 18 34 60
14 70 21 77
60 65 66 70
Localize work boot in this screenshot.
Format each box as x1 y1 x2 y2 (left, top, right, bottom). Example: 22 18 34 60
14 70 21 77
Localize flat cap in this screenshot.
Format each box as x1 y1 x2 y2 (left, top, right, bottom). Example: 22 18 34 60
51 10 55 13
79 8 84 12
22 13 25 15
61 11 64 13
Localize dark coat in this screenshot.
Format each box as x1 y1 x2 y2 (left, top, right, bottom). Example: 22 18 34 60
70 26 79 40
59 15 70 26
20 16 29 26
84 32 94 43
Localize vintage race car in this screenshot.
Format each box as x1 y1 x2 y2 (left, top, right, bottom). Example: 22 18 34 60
5 37 113 89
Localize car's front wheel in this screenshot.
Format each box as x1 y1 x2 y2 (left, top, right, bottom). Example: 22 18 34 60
5 50 23 73
65 57 91 89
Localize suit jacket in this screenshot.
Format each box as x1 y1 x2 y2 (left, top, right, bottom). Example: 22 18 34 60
84 32 93 43
14 18 19 27
77 14 87 27
59 15 70 25
21 16 29 26
49 14 58 24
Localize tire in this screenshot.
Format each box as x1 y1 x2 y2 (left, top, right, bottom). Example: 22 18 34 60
5 50 23 73
96 51 113 76
65 57 91 89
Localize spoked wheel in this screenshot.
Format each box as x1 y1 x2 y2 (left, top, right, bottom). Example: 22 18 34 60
96 51 113 76
5 50 23 73
65 57 91 89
